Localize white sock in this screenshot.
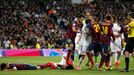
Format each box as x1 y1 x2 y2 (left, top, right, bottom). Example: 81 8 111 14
114 52 118 63
110 56 112 66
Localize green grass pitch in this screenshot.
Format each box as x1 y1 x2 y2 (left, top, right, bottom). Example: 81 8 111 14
0 56 134 75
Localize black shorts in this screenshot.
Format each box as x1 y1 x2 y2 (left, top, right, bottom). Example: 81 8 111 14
124 37 134 53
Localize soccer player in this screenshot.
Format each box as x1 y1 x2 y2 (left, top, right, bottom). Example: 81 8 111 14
85 13 102 69
65 15 84 63
76 19 92 70
110 20 124 69
98 15 115 71
38 50 74 70
0 63 41 71
121 13 134 72
75 29 81 54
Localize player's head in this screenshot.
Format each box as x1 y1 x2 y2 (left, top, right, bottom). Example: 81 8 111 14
105 15 111 21
0 63 8 71
130 12 134 19
78 14 85 23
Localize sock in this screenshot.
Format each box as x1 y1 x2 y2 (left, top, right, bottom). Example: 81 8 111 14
125 57 129 70
71 55 74 61
95 55 98 64
71 50 74 61
99 55 106 68
117 52 121 62
86 52 94 65
78 55 85 67
67 50 72 62
39 62 51 69
106 55 110 67
110 57 112 67
114 52 118 63
99 58 104 68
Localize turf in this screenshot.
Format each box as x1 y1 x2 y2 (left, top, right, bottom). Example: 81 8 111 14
0 56 134 75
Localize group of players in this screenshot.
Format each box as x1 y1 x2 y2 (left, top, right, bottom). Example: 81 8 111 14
0 12 134 72
65 12 134 72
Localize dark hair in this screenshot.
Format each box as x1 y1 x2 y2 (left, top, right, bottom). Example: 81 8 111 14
130 12 134 18
0 63 7 71
105 15 111 20
85 19 91 24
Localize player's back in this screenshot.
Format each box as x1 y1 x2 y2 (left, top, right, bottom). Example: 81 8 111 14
100 21 114 44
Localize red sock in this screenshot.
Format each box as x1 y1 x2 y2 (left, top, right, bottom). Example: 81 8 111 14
105 56 110 67
99 59 104 68
39 62 52 69
86 52 94 66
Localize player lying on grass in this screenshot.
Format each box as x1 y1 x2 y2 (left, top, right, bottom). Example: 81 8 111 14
38 50 74 70
0 50 74 71
0 63 41 71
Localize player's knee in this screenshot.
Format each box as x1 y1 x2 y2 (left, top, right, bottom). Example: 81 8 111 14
124 51 129 57
132 52 134 58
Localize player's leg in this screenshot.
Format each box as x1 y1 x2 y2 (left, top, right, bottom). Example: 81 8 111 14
132 51 134 58
110 41 115 67
77 54 85 70
77 46 87 70
105 44 111 70
94 42 102 68
66 39 73 62
121 40 131 72
25 64 41 70
86 42 95 68
38 62 56 69
98 44 108 71
71 38 75 61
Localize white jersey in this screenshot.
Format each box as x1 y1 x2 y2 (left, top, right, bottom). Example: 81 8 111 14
80 24 91 46
58 52 67 65
78 24 91 55
110 23 123 52
112 23 121 36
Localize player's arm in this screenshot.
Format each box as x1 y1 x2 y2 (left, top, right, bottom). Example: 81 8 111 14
72 24 81 33
129 22 134 28
8 66 17 71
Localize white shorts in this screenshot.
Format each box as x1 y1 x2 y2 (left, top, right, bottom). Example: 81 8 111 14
78 46 88 55
110 37 122 52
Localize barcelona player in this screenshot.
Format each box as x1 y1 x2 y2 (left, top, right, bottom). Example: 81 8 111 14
98 15 115 71
65 15 84 63
0 63 41 71
85 13 102 69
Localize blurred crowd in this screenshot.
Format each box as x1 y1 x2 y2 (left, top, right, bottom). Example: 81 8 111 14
0 0 133 49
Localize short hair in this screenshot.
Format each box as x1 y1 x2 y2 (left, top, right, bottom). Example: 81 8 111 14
0 63 7 71
105 15 111 20
130 12 134 18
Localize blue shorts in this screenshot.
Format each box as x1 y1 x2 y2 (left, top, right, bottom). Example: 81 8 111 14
87 41 102 53
101 43 110 53
20 64 37 70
